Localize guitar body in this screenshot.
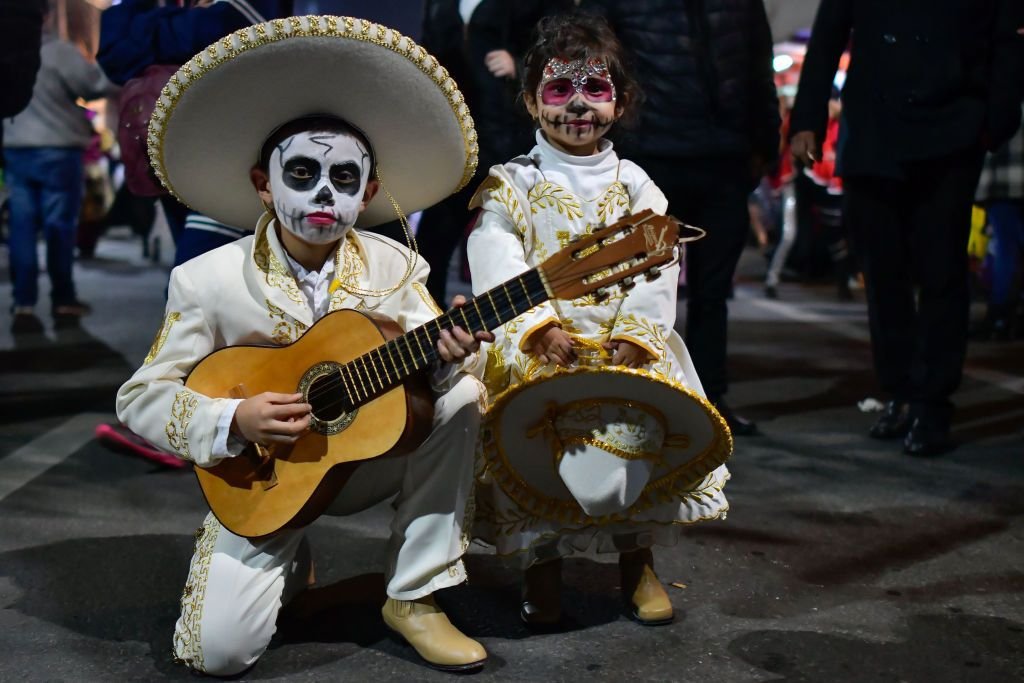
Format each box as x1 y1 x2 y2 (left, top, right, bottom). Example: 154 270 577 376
187 309 434 538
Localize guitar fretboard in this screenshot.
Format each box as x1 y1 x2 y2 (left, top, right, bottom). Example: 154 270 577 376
330 268 549 411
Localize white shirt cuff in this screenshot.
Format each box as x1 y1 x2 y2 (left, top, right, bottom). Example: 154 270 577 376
212 398 247 459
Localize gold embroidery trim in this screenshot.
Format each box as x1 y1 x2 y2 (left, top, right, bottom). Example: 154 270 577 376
412 282 443 316
166 389 200 461
488 178 530 237
267 299 308 345
254 221 305 306
172 513 220 671
144 311 181 364
529 181 584 220
148 16 478 199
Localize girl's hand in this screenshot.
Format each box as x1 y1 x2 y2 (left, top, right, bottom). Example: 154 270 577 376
437 295 495 363
485 50 516 78
232 392 311 446
602 340 653 369
527 323 576 366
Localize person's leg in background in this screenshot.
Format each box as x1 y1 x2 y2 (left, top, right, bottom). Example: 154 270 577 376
984 200 1024 339
844 174 916 442
682 162 760 435
416 184 475 305
38 147 87 319
158 194 188 248
765 182 797 298
901 151 985 455
4 147 45 332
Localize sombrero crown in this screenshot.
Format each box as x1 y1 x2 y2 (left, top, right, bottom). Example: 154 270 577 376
147 15 478 228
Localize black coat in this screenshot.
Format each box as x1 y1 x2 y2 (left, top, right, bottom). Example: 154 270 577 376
790 0 1024 179
585 0 780 166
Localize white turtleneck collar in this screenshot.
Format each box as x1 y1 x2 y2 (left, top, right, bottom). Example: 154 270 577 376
533 129 617 169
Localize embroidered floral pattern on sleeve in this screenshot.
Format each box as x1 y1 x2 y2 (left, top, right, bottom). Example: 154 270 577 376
144 311 182 364
166 389 200 461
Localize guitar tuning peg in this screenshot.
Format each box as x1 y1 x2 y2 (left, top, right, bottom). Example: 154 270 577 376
594 286 610 300
620 276 635 289
645 266 662 280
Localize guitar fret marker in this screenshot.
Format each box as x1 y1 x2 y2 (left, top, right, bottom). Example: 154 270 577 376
519 277 533 307
386 339 407 376
485 291 500 322
366 354 384 390
458 307 471 330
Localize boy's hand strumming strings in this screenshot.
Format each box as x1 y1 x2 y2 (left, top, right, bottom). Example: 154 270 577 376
602 340 653 369
527 323 576 366
436 295 495 363
232 392 311 446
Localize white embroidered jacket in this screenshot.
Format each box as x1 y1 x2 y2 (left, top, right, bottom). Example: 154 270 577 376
467 131 703 397
116 215 457 468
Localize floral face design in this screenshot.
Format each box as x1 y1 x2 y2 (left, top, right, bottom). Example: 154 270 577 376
532 57 619 153
268 130 372 245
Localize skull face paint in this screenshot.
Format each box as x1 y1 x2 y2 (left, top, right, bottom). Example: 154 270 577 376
533 57 619 153
268 130 371 245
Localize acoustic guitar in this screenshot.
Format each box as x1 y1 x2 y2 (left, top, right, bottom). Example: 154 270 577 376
186 209 689 537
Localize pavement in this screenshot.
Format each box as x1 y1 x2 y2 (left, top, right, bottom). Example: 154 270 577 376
0 229 1022 682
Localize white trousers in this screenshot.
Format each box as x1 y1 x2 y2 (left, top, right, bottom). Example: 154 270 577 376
172 375 483 676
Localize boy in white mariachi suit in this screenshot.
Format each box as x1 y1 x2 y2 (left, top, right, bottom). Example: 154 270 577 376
115 16 492 676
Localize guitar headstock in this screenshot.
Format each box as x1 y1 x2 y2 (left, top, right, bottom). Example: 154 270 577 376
538 209 691 301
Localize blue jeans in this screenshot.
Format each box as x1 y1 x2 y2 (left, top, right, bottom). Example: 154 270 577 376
5 147 85 309
987 200 1024 307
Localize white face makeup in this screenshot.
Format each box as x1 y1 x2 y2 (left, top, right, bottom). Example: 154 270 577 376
533 57 619 153
268 130 372 245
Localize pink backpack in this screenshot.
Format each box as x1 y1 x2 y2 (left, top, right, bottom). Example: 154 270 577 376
117 63 180 197
116 0 266 197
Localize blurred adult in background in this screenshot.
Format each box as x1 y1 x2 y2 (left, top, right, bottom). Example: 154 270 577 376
0 0 47 149
973 109 1024 341
416 0 569 305
791 0 1024 456
585 0 780 436
3 3 111 333
97 0 292 265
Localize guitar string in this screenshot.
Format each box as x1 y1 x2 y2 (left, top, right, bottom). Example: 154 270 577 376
303 259 631 416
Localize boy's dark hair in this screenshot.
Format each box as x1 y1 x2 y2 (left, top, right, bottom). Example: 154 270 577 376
521 14 642 126
257 115 376 174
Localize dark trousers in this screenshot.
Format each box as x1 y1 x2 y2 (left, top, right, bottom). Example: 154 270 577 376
635 156 753 402
843 150 985 419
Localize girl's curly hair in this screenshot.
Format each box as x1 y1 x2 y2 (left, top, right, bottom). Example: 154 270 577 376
521 13 643 127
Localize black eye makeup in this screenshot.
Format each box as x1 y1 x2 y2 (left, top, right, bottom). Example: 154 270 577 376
283 156 320 191
329 161 362 195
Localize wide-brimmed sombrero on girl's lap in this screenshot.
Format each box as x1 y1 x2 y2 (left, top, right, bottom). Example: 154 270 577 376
478 362 733 525
147 15 477 228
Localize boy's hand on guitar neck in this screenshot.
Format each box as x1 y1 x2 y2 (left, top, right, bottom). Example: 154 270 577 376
232 392 312 446
436 295 495 363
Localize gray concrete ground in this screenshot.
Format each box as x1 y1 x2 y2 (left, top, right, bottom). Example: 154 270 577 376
0 230 1022 682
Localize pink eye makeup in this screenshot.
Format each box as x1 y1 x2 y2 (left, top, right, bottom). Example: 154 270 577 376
537 56 617 104
540 77 616 105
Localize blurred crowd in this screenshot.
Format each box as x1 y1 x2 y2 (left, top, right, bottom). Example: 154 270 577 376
1 0 1022 454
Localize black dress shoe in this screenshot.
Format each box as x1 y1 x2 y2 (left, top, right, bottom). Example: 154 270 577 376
869 400 911 439
903 418 954 457
714 400 759 436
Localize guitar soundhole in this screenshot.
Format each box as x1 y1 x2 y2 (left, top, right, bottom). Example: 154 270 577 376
298 362 358 436
309 374 344 422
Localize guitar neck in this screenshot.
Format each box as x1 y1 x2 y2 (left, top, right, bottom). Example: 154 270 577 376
337 267 551 407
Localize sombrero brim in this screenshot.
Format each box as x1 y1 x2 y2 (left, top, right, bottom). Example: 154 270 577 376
479 365 733 523
148 16 478 228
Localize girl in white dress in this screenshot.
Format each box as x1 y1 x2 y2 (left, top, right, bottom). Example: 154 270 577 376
467 15 731 628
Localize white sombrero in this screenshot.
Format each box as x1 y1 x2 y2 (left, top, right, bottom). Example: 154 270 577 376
479 363 733 525
147 15 478 228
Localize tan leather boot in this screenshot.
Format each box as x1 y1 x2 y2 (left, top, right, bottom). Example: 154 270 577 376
521 557 562 626
620 548 673 625
382 595 487 671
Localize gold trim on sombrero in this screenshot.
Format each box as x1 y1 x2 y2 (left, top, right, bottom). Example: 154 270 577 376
479 365 732 526
147 15 479 209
